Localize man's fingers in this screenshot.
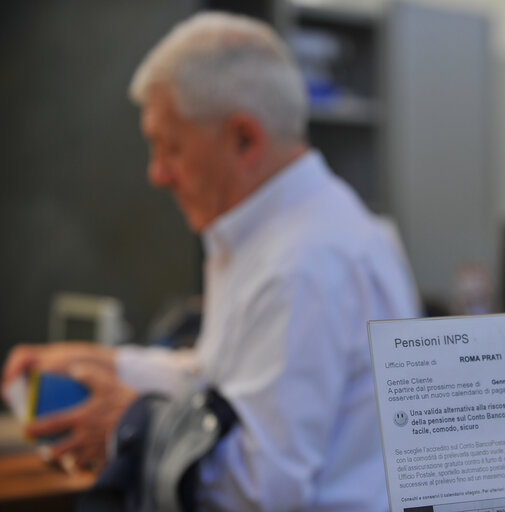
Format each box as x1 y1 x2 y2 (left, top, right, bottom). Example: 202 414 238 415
67 364 109 390
74 441 106 470
36 359 70 374
2 345 40 385
59 453 78 474
25 404 88 437
68 362 123 395
47 424 106 470
2 345 40 404
49 430 87 459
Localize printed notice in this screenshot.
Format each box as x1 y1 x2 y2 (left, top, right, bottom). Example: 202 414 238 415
368 315 505 512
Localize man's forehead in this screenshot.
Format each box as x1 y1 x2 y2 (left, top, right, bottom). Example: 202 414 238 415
141 88 178 134
146 84 175 108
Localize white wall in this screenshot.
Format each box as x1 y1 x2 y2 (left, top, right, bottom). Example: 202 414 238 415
397 0 505 223
322 0 505 221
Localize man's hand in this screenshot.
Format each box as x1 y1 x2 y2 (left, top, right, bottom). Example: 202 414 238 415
2 342 115 392
2 342 133 471
26 363 137 471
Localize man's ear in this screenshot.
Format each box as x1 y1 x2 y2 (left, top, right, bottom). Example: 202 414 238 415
226 112 266 168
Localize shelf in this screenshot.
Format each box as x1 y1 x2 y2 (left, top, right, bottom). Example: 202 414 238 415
309 96 380 126
288 0 383 26
276 0 382 209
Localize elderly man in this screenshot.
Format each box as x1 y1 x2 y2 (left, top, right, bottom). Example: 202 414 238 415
2 12 419 511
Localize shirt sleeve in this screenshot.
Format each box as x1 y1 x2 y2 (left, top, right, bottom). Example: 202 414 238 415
116 345 201 400
196 255 387 511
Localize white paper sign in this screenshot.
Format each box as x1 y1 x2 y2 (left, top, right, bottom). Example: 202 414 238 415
368 315 505 512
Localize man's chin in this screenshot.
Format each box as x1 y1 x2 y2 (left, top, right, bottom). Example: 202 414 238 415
178 203 213 232
185 215 207 233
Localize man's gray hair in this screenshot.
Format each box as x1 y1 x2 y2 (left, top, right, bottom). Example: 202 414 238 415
129 12 308 143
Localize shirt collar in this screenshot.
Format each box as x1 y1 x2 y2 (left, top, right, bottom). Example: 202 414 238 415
202 149 329 258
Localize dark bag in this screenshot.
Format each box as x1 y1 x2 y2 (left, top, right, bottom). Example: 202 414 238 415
78 388 237 512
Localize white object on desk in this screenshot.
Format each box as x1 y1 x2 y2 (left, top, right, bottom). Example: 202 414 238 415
48 292 128 345
3 376 28 423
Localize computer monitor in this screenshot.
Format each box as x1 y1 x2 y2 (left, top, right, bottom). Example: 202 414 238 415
48 292 126 345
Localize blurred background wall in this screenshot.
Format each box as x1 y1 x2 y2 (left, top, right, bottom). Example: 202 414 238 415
0 0 202 366
1 0 505 372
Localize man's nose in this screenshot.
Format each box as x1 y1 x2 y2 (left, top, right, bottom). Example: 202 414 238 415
148 159 176 188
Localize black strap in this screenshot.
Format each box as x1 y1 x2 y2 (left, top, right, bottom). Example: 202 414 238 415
178 389 237 512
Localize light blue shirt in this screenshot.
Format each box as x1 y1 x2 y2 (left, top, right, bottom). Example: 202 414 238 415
119 150 420 511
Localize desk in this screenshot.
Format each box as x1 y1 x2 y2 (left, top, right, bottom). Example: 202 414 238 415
0 449 96 512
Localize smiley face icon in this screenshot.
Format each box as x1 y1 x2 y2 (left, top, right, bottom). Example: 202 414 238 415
393 411 409 427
